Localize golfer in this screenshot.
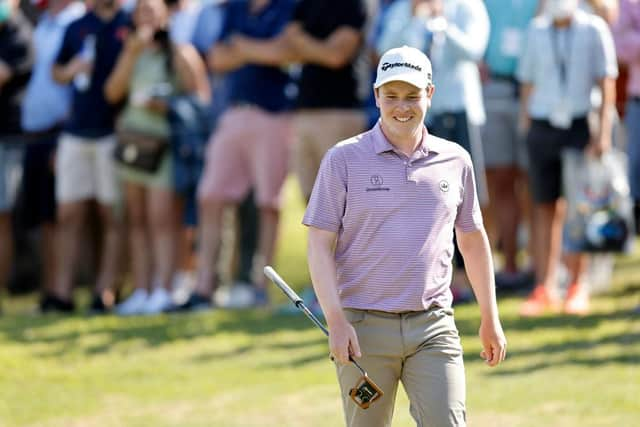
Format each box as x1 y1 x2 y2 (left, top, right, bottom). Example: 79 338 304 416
303 46 507 427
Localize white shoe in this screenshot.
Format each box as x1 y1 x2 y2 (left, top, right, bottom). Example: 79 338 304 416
142 288 173 314
215 282 255 309
171 270 197 305
115 288 149 316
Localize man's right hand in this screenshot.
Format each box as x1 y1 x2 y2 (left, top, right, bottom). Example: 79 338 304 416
327 316 362 365
68 56 93 78
126 26 153 56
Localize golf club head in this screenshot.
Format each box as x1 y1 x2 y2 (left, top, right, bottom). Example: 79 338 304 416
349 375 384 409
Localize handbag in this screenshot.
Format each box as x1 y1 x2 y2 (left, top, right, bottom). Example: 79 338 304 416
114 128 168 173
562 148 634 253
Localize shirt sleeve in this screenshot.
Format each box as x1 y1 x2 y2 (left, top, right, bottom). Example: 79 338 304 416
216 2 237 43
341 0 367 30
191 5 225 55
292 0 308 23
376 1 430 55
444 0 490 62
302 146 348 232
591 16 619 80
0 21 33 79
455 153 483 232
516 23 535 83
55 20 80 66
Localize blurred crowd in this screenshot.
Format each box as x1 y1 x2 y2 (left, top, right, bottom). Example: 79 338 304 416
0 0 638 316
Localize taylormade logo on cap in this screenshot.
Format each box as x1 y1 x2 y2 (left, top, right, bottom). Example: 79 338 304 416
374 46 432 90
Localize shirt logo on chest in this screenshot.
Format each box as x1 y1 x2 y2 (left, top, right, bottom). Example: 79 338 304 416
439 180 450 193
366 174 390 192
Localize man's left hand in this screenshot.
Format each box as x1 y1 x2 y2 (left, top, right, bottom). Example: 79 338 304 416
479 318 507 367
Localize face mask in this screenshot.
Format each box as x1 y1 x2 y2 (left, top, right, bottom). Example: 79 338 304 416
0 1 11 24
546 0 577 20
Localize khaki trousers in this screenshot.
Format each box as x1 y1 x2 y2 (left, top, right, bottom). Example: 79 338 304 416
337 307 466 427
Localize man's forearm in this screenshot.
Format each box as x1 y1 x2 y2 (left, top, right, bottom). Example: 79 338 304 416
235 35 298 66
597 77 616 145
52 60 81 85
307 231 344 324
292 27 360 69
519 83 532 131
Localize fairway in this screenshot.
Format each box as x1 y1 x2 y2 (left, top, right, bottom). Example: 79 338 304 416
0 179 639 427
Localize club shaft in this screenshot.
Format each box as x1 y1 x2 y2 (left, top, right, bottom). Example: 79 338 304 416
264 266 366 376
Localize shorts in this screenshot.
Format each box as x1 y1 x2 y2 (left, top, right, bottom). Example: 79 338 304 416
197 106 292 210
22 135 58 227
0 142 24 213
292 109 365 198
526 118 590 203
482 79 528 169
55 133 120 205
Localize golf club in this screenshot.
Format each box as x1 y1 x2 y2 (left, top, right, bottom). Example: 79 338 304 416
264 266 384 409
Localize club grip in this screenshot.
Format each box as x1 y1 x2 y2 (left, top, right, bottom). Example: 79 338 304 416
264 266 303 305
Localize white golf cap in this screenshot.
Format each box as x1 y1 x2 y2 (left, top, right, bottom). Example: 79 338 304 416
374 45 433 90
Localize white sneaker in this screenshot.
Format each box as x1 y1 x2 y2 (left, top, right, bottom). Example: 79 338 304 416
115 288 149 316
142 288 173 315
171 270 197 305
215 282 255 309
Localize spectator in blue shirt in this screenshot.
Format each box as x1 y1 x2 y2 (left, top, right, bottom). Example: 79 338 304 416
20 0 85 312
517 0 618 317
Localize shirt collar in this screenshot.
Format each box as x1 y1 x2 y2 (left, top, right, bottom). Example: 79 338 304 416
372 121 437 156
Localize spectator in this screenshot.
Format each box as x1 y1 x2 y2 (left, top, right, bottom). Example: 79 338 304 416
51 0 130 312
220 0 370 306
174 0 296 311
612 0 638 219
190 0 266 307
481 0 538 290
20 0 85 310
612 0 639 313
0 0 33 309
231 0 368 202
517 0 618 316
105 0 209 315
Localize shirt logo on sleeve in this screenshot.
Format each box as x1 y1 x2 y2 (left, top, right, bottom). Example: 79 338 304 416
439 180 450 192
366 175 390 192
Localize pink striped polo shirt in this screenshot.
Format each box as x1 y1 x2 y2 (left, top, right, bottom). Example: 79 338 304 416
303 122 483 312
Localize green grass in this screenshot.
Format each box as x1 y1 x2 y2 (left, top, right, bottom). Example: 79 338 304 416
1 179 639 427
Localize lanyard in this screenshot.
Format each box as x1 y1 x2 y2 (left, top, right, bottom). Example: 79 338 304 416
551 26 573 86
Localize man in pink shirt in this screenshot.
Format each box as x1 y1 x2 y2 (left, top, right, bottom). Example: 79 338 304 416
303 46 506 427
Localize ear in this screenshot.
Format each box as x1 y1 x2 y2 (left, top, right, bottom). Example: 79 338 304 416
426 84 435 100
373 87 380 108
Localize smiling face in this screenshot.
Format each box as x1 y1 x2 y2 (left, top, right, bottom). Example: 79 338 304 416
374 80 434 144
